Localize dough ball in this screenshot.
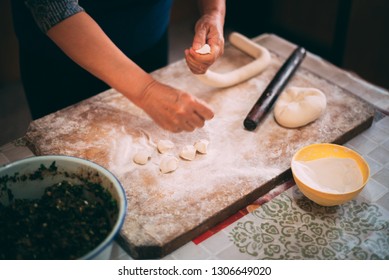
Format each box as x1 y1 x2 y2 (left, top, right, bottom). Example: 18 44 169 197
274 87 327 128
194 139 209 154
133 150 151 165
157 139 174 154
179 145 196 161
160 156 178 174
195 44 211 55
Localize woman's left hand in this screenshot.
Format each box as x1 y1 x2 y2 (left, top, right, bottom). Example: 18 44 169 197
185 13 224 74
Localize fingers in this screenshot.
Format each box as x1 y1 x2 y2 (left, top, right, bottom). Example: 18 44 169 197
138 81 214 133
185 48 213 74
191 25 207 51
171 93 214 133
192 98 214 121
185 34 224 75
185 21 224 74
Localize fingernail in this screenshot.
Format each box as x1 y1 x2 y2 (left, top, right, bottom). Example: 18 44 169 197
193 43 202 50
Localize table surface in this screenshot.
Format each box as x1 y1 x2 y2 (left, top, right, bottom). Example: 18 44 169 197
22 33 376 259
1 34 389 260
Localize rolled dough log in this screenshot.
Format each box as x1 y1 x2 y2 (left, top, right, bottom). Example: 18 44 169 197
195 32 271 88
274 86 327 128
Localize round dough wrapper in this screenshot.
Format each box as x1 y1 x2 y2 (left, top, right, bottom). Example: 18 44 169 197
274 87 327 128
160 156 178 174
133 150 151 165
180 145 196 161
157 139 174 154
194 139 209 154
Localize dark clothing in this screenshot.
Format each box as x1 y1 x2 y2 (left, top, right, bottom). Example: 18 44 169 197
11 0 173 119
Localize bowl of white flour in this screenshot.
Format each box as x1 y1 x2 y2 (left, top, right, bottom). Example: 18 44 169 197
291 143 370 206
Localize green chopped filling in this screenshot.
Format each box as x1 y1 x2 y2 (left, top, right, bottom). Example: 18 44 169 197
0 180 118 260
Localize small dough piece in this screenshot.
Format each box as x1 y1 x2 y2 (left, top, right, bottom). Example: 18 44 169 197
157 139 174 154
274 87 327 128
133 150 151 165
180 145 196 161
194 139 209 154
195 44 211 55
160 156 178 174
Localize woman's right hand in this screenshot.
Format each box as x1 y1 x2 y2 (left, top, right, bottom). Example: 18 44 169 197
45 12 212 133
135 80 214 133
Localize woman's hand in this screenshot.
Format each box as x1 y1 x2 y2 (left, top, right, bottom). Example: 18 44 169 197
185 0 225 74
135 80 214 133
46 10 215 133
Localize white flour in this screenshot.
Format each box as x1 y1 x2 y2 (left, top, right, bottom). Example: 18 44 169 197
292 157 363 194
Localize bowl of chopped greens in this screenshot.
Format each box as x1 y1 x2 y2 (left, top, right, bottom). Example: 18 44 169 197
0 155 127 260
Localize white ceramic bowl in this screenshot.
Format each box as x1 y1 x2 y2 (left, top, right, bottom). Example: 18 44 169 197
0 155 127 260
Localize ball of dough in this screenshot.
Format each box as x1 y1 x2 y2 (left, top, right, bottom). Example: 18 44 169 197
179 145 196 161
157 139 174 154
274 87 327 128
194 139 209 154
133 150 151 165
160 156 178 174
195 44 211 55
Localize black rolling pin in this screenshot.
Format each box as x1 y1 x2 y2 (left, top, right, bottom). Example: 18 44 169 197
243 46 306 131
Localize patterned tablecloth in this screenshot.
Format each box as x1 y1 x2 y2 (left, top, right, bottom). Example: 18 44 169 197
230 187 389 259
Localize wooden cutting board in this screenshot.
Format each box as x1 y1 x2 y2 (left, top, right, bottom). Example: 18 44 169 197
25 34 375 259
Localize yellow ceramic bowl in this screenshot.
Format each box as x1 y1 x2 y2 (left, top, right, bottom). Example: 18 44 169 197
291 143 370 206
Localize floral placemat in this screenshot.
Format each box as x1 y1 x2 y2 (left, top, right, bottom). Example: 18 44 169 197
230 187 389 259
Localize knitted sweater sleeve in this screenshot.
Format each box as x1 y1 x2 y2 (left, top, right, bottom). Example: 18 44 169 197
25 0 84 33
